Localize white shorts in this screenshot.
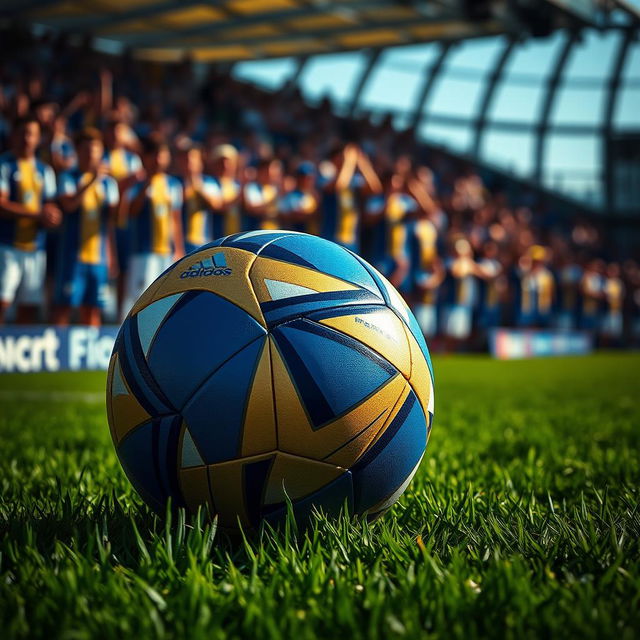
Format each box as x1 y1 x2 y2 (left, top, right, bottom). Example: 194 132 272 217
414 304 437 338
444 305 472 340
0 245 46 306
123 253 174 319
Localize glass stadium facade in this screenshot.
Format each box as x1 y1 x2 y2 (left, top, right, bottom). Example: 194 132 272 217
233 22 640 216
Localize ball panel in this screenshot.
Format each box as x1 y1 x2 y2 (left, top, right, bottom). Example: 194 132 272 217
321 373 408 468
136 293 184 357
178 465 213 516
129 246 265 327
218 230 293 253
272 319 396 430
205 451 350 531
350 250 435 383
263 453 346 507
207 452 274 530
310 306 412 379
259 234 383 296
364 453 423 520
260 289 381 328
403 323 435 429
118 316 175 415
239 338 277 458
181 336 266 465
262 471 354 527
107 353 152 445
117 415 183 513
146 290 266 409
179 425 205 468
350 390 427 514
249 255 360 304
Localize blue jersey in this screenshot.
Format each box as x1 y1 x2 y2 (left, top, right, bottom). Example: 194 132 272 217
318 174 363 251
103 149 142 183
182 175 220 251
213 177 241 239
477 258 502 311
280 189 319 235
0 153 57 251
409 219 440 303
366 193 415 263
558 264 582 313
516 266 555 320
51 136 76 167
57 170 119 266
127 174 183 256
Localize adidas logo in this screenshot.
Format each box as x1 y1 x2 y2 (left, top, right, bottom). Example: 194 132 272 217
180 253 232 278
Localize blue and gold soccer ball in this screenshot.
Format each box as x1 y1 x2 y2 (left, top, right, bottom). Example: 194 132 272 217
107 232 434 532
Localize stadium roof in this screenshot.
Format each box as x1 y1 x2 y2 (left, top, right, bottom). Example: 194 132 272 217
4 0 638 62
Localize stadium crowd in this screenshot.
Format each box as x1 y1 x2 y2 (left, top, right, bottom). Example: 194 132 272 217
1 30 639 349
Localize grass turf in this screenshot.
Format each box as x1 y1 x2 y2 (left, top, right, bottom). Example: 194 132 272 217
0 353 639 639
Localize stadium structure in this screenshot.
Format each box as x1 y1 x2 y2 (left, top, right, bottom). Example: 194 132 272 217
3 0 639 230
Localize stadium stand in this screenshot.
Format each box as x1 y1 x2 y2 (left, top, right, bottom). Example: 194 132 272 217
0 4 639 351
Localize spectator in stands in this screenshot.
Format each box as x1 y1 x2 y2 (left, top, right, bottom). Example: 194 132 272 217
318 143 382 253
554 244 582 331
210 144 241 238
122 133 183 316
242 157 282 232
0 114 61 324
580 258 605 331
103 116 143 316
601 262 624 344
515 245 555 329
178 142 220 254
442 237 480 348
53 127 118 326
280 162 319 235
364 170 414 289
476 240 504 331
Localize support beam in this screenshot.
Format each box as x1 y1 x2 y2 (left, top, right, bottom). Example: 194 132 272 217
409 42 451 130
603 28 634 213
99 1 396 44
472 38 515 157
348 49 381 117
283 56 309 96
533 31 577 183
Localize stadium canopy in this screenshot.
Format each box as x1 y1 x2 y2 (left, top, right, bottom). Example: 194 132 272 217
3 0 637 62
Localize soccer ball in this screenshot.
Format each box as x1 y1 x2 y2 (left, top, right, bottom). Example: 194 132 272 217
107 231 434 532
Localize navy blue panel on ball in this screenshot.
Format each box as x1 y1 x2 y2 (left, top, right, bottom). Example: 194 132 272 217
350 391 426 514
261 289 381 327
261 234 383 296
118 316 174 416
181 336 265 464
153 415 184 504
146 290 266 409
220 231 291 253
273 319 396 429
117 421 162 510
117 415 183 513
262 471 354 528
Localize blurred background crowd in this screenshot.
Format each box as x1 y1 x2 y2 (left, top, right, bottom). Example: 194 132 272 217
1 31 638 350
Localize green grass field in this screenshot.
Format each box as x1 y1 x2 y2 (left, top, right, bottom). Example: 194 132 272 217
1 353 639 639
